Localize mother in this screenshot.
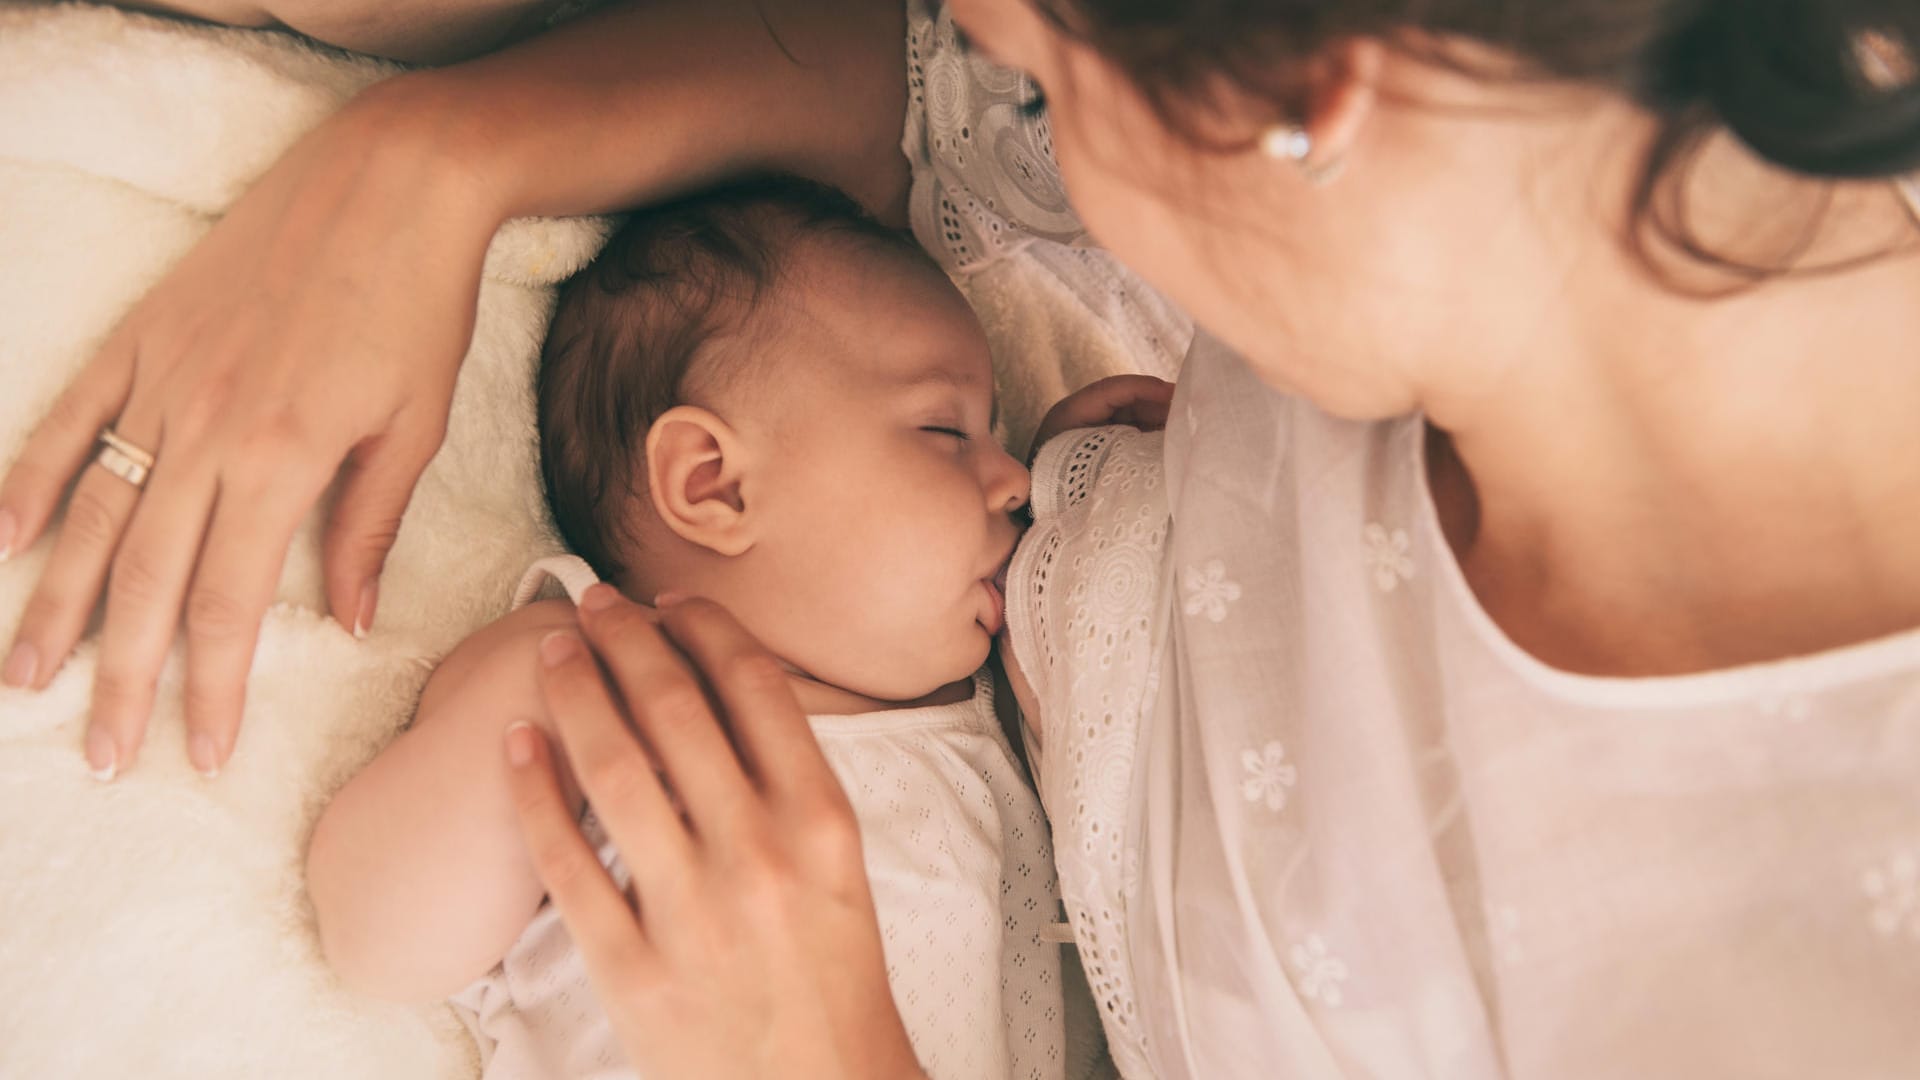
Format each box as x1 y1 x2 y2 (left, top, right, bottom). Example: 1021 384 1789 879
10 0 1920 1074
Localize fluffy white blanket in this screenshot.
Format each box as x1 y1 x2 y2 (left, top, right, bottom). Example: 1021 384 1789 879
0 5 602 1075
0 4 1126 1077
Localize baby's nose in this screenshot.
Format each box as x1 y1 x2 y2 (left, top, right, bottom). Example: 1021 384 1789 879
991 450 1031 516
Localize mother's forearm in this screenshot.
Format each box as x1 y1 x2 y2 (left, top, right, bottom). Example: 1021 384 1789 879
347 0 912 231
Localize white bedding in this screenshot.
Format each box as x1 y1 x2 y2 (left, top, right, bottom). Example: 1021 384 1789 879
0 5 1125 1076
0 5 604 1076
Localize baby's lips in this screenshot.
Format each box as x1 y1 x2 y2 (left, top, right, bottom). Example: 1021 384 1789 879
980 577 1007 637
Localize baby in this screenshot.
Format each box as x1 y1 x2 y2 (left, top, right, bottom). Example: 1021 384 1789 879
304 176 1145 1080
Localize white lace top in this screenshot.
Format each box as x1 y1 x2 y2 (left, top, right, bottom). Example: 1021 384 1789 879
899 0 1188 456
908 4 1920 1074
1007 341 1920 1079
452 557 1065 1080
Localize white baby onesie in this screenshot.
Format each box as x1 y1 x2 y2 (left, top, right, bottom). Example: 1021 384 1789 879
450 556 1066 1080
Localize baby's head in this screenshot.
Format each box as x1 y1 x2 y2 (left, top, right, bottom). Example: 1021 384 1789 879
540 176 1029 702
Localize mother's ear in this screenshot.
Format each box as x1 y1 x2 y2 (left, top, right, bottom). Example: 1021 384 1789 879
1297 38 1385 179
644 405 757 557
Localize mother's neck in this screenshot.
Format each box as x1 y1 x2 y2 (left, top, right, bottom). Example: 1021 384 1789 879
1422 172 1920 677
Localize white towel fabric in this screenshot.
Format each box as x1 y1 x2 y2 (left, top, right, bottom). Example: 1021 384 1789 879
0 5 1136 1078
0 5 604 1077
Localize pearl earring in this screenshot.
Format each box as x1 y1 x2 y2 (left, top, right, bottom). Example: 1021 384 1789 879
1259 123 1346 187
1259 124 1313 164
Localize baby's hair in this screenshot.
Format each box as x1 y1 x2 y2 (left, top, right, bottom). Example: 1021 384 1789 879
538 174 925 586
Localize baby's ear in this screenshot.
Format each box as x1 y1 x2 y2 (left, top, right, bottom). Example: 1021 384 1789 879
644 406 756 557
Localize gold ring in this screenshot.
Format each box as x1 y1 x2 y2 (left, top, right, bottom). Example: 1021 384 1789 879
95 427 155 490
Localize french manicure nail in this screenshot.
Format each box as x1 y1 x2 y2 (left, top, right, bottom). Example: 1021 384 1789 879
189 732 221 779
86 728 118 783
579 583 619 612
353 582 379 641
504 720 537 768
2 641 37 689
0 508 16 562
540 631 580 667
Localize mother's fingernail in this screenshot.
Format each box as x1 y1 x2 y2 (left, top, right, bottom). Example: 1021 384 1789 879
579 583 620 613
3 641 38 689
539 631 580 667
86 728 118 783
652 590 689 608
0 508 17 562
504 721 539 767
189 732 221 779
353 582 379 641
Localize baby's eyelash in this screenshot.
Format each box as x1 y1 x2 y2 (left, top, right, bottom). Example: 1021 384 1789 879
924 426 971 441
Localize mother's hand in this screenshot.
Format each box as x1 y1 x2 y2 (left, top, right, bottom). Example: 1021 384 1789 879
0 94 500 779
505 588 924 1080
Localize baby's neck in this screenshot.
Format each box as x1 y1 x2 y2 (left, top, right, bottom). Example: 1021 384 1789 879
778 663 976 717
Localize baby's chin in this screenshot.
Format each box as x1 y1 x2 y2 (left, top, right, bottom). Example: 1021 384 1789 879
788 631 988 712
886 634 991 705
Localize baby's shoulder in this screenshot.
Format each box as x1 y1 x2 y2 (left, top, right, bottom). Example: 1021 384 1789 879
415 599 580 724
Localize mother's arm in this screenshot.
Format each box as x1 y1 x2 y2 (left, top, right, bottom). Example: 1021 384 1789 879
118 0 589 66
0 0 909 779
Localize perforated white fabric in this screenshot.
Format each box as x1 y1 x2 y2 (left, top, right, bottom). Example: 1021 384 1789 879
1009 340 1920 1079
1005 426 1168 1080
900 0 1190 385
906 1 1920 1072
454 558 1065 1080
902 3 1077 269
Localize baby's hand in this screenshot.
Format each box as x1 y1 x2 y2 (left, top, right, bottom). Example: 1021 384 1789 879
1031 375 1175 460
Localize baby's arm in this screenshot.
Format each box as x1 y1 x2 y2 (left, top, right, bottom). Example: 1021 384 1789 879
1027 374 1174 462
306 598 585 1003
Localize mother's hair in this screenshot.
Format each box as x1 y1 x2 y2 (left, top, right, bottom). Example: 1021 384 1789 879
1037 0 1920 273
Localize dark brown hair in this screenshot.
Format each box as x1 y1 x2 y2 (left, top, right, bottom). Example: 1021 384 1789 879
538 175 920 585
1036 0 1920 276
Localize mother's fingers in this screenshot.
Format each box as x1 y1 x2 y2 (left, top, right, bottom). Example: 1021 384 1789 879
87 448 218 776
0 331 136 561
4 468 131 699
504 720 658 993
5 401 165 764
651 598 838 808
180 465 335 776
573 587 760 839
535 629 696 903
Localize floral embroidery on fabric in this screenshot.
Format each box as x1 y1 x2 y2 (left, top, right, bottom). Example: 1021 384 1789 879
1363 522 1415 592
1862 849 1920 939
1241 740 1299 812
1290 934 1350 1006
1181 559 1242 622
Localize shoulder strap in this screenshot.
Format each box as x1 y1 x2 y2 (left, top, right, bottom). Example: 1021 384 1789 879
511 554 603 609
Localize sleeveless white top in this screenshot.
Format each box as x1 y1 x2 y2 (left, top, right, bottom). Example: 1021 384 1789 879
451 556 1066 1080
1008 345 1920 1080
904 3 1920 1076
